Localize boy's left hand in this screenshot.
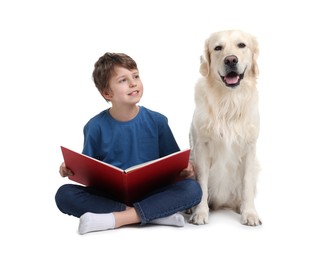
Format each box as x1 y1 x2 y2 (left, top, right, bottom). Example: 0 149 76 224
180 161 196 179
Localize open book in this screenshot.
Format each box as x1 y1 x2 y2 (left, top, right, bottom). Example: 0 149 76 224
60 146 191 205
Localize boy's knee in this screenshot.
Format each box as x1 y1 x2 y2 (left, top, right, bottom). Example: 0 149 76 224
55 184 74 211
183 179 202 201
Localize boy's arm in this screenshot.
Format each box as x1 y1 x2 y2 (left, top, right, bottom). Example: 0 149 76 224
158 116 180 157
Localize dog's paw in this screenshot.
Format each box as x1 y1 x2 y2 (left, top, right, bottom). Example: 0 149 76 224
241 209 262 226
189 213 209 225
189 210 209 225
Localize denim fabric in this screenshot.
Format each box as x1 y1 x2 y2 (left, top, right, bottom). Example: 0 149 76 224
133 178 202 224
55 184 127 217
55 178 202 224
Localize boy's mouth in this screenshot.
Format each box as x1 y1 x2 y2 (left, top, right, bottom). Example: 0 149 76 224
128 90 139 96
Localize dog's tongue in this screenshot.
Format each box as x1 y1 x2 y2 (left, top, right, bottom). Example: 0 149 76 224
225 75 239 85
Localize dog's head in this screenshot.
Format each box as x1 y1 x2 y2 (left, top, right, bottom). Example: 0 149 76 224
200 30 259 88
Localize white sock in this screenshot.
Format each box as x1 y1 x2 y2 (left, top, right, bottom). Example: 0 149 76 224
149 213 185 227
78 212 115 235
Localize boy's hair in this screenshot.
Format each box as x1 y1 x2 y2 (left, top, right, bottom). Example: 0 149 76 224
92 52 138 94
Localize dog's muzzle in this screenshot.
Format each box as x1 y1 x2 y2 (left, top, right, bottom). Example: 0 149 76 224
219 55 245 88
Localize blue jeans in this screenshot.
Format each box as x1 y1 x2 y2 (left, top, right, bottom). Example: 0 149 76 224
55 178 202 225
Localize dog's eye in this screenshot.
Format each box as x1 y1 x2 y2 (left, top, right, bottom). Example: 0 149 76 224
214 46 222 51
238 43 246 48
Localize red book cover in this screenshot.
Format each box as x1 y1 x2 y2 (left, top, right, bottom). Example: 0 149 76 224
60 146 190 205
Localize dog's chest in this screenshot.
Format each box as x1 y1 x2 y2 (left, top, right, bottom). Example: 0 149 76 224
199 115 253 147
197 94 258 145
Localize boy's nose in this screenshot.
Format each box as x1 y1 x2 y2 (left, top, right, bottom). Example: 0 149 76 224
130 81 137 87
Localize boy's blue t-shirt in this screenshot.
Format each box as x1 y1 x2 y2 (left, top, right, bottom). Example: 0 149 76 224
82 106 180 170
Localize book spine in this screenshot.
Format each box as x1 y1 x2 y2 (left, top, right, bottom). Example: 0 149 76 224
122 172 130 205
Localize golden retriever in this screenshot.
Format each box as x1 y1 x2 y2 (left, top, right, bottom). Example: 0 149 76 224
189 30 261 226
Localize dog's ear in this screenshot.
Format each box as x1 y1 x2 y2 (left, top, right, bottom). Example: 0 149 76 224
251 37 260 77
199 39 210 77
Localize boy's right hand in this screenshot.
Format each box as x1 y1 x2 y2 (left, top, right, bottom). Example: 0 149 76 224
59 162 73 177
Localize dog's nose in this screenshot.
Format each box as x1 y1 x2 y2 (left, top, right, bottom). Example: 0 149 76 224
224 55 238 67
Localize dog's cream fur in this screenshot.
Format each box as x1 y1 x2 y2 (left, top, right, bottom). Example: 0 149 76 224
189 30 261 226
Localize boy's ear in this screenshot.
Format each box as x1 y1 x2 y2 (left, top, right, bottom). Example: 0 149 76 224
101 89 113 101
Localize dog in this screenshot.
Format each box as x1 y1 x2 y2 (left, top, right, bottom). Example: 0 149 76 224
189 30 261 226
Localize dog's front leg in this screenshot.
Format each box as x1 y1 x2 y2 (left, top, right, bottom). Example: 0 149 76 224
189 142 210 225
240 146 261 226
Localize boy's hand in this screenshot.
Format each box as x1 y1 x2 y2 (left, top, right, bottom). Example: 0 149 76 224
180 161 196 179
59 162 73 177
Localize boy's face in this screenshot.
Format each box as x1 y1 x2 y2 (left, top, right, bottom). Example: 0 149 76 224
102 66 143 105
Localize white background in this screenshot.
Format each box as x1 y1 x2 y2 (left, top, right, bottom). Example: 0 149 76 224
1 0 321 259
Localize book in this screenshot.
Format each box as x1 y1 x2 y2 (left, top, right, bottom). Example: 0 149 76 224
60 146 191 205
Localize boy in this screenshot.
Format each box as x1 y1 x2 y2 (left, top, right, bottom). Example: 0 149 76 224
55 52 202 234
